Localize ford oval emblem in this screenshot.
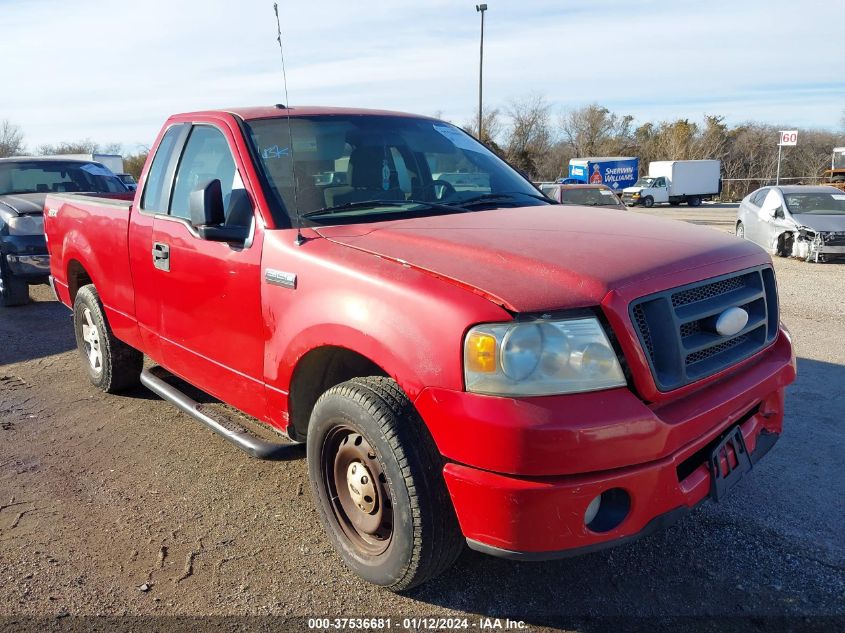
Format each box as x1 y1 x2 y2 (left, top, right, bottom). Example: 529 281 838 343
715 307 749 337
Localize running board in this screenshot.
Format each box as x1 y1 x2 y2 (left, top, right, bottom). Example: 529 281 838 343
140 367 296 460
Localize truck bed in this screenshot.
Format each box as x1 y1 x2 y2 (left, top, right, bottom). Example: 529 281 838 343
44 192 139 345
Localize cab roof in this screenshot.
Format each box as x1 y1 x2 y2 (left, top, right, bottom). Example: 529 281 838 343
180 105 437 121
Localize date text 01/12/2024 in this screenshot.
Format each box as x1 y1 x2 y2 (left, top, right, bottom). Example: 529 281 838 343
307 617 528 630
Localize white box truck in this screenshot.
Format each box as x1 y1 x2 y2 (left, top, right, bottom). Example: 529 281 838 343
622 160 721 207
55 153 124 175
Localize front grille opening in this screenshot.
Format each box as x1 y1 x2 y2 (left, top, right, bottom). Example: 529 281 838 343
685 333 750 365
676 404 760 482
633 303 654 358
680 320 702 339
671 273 752 308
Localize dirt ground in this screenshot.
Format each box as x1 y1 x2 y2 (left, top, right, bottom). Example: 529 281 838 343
1 203 843 632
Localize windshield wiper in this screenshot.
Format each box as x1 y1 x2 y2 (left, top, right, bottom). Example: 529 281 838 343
303 199 467 219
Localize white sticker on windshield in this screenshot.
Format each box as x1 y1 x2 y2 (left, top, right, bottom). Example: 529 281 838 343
832 194 845 200
433 124 481 152
599 189 614 196
80 163 115 177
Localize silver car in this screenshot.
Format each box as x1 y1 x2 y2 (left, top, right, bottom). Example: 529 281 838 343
735 185 845 262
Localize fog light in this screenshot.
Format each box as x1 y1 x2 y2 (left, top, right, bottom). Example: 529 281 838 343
584 494 602 525
585 488 631 533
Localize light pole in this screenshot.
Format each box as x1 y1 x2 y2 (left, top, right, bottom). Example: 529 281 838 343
476 4 487 141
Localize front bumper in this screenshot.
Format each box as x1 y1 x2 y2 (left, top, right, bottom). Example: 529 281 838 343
6 253 50 277
417 330 795 556
1 234 49 279
622 195 640 206
449 415 779 558
818 245 845 255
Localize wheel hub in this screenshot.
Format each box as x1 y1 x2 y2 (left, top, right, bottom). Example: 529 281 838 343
81 308 103 373
322 427 393 555
346 461 377 513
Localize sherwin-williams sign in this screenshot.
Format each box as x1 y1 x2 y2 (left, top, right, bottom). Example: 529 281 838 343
568 157 639 191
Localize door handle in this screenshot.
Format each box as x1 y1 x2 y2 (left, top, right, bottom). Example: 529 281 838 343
152 242 170 272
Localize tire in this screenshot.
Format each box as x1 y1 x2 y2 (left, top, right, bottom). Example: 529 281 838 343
642 196 654 208
688 196 702 207
0 257 30 307
735 222 745 239
73 284 143 393
307 376 463 591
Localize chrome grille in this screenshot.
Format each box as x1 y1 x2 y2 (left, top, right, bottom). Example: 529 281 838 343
629 266 779 391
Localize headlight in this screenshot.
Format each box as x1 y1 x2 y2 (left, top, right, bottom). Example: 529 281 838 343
464 317 626 396
6 214 45 236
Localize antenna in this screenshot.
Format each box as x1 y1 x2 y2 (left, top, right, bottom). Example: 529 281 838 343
273 2 304 246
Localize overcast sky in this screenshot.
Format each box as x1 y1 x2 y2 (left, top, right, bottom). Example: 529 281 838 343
2 0 843 152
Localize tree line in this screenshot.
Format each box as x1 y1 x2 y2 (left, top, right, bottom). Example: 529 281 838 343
3 100 845 200
0 120 148 179
460 98 845 200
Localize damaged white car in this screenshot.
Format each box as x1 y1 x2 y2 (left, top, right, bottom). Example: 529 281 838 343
736 185 845 263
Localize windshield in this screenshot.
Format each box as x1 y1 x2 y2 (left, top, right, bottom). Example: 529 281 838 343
559 187 623 207
244 115 548 224
783 192 845 216
0 161 127 196
634 177 654 187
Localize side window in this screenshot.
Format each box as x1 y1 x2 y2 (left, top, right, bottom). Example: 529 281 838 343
170 126 242 221
751 188 768 207
140 125 182 212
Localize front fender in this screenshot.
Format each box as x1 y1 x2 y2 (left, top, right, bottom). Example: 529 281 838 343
259 230 510 422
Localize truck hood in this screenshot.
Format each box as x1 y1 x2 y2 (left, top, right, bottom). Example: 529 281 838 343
315 205 764 313
0 193 47 216
622 186 643 194
791 213 845 232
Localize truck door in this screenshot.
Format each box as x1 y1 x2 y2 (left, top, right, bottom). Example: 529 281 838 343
128 123 190 363
150 122 267 421
652 177 669 203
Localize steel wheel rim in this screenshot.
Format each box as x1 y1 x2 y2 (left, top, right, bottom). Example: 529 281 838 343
81 308 103 374
321 424 393 556
737 224 744 238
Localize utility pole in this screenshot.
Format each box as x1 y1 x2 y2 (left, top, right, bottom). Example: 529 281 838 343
476 4 487 141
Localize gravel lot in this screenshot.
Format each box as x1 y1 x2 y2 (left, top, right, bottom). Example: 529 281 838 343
1 203 843 632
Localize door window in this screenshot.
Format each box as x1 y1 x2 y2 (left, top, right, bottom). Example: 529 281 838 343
170 126 248 222
140 125 183 212
750 188 769 207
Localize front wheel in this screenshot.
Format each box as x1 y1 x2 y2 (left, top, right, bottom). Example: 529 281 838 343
307 377 463 591
0 258 30 307
688 196 702 207
73 285 143 393
642 196 654 208
735 221 745 239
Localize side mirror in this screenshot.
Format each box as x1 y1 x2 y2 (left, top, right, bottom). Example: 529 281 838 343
190 179 225 228
189 179 250 243
769 205 782 218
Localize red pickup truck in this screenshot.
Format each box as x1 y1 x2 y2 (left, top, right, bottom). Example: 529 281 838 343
44 106 796 590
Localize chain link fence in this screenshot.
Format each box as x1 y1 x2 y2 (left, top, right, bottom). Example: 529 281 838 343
719 177 827 202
